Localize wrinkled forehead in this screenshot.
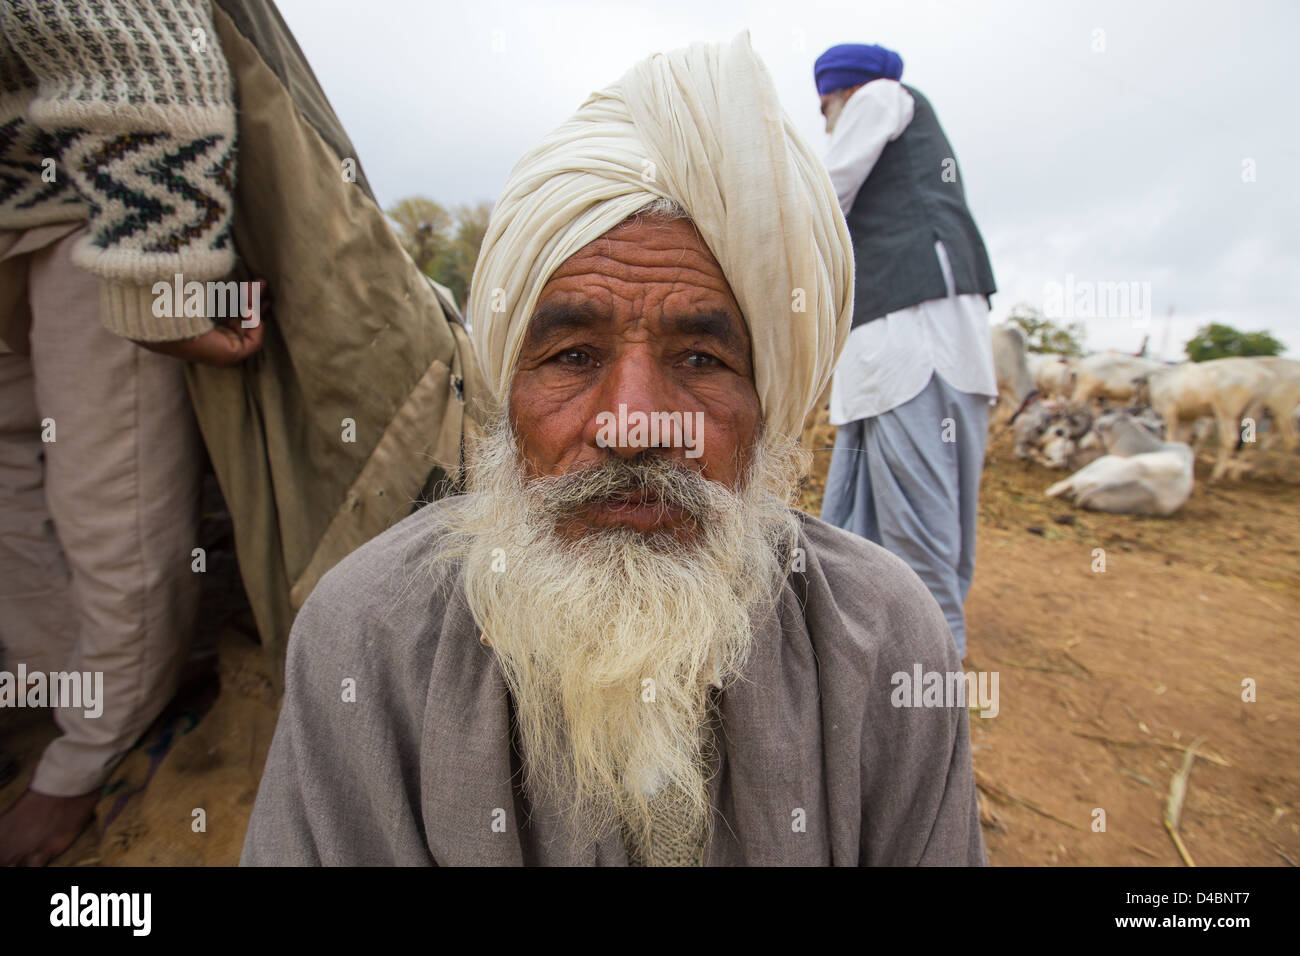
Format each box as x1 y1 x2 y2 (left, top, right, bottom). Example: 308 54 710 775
522 216 751 351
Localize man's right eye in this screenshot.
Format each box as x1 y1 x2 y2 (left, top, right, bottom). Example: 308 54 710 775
557 349 593 367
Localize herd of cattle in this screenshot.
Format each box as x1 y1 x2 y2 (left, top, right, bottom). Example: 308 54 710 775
990 323 1300 516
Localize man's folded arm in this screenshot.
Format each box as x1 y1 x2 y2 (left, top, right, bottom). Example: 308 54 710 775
857 590 987 866
239 672 320 865
240 567 421 866
915 694 987 866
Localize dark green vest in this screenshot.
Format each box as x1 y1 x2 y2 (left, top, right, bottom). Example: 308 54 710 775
844 84 996 327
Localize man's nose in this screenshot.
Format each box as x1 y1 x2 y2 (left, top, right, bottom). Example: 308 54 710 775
584 348 680 460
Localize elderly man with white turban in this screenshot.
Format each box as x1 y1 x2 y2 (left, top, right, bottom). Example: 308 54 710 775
242 33 985 867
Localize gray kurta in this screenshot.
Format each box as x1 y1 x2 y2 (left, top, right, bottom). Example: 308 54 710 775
240 495 987 866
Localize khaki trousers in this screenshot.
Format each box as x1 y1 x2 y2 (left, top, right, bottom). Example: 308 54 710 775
0 228 202 796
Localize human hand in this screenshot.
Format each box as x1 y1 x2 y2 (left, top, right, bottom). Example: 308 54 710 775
136 280 267 367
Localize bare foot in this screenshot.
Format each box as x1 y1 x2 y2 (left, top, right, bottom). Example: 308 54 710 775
0 788 99 866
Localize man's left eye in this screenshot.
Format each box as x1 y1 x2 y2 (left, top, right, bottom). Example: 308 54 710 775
685 352 720 369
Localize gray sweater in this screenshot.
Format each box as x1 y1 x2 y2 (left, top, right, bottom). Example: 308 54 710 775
240 495 987 866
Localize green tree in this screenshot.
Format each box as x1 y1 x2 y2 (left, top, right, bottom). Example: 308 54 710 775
1007 303 1085 356
386 197 452 274
1184 322 1285 362
428 201 493 310
385 198 494 312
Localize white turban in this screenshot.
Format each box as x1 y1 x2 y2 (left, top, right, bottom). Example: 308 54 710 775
468 31 854 443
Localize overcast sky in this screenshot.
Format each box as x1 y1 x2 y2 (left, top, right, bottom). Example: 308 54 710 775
277 0 1299 360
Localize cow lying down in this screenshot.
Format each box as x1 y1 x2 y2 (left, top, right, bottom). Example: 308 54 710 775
1014 400 1163 471
1046 412 1194 516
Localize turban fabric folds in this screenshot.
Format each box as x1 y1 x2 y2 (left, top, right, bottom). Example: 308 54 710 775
468 31 854 444
814 43 904 95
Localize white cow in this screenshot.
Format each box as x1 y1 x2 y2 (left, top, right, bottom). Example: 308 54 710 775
1092 410 1168 457
1028 353 1077 399
1014 400 1093 469
991 322 1038 424
1248 356 1300 451
1070 353 1165 407
1046 413 1194 516
1137 357 1278 480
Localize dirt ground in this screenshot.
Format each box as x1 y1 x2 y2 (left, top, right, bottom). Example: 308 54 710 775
3 414 1297 867
802 410 1300 867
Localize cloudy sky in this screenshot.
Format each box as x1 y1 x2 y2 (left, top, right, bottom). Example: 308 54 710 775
277 0 1299 360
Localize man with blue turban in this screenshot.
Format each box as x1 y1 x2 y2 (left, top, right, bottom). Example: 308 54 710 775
815 42 998 659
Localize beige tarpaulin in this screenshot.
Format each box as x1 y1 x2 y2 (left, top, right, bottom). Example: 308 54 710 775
187 1 489 689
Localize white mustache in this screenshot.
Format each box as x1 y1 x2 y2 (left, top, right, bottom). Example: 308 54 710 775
533 454 718 522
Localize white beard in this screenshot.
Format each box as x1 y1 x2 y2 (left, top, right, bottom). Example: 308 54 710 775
431 417 802 855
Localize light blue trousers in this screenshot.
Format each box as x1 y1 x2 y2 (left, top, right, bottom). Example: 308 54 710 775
820 372 989 657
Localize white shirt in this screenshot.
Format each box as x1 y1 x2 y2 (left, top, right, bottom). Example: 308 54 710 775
823 81 997 424
825 79 914 215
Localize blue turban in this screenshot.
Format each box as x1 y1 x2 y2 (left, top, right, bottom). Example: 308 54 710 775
814 43 904 95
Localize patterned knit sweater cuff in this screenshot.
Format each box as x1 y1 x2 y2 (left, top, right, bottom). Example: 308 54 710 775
101 280 217 342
